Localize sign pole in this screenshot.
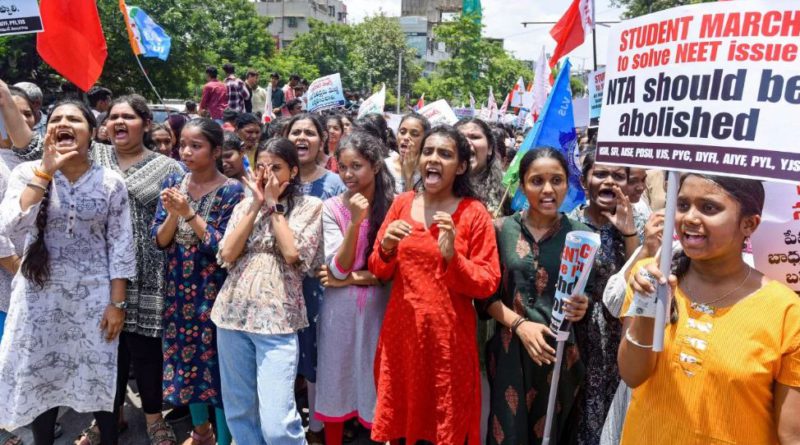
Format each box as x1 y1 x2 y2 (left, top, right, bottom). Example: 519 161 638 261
653 170 679 350
542 341 566 445
133 54 164 105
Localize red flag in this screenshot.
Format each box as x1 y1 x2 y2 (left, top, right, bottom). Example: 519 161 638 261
415 94 425 111
37 0 107 92
549 0 584 68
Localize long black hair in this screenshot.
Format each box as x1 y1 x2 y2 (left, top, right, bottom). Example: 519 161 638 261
336 131 396 259
355 114 393 157
22 99 97 288
256 137 301 215
416 125 478 199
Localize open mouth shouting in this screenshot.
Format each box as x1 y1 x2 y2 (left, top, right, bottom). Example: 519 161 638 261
681 227 706 249
295 142 309 159
113 125 129 143
596 187 617 207
55 128 77 148
424 164 443 187
539 196 557 210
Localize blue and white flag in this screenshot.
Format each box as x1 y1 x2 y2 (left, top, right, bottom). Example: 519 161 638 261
120 0 171 61
507 58 584 212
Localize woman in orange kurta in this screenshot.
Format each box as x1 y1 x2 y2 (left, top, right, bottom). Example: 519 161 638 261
368 126 501 444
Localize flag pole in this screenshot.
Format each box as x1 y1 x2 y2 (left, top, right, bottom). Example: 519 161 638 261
132 53 164 105
494 184 512 219
542 340 566 445
592 0 598 70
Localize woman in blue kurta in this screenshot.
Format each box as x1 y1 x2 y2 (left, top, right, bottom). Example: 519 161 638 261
283 113 347 441
152 119 244 445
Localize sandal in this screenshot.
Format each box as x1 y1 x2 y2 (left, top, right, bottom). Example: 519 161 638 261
181 428 215 445
74 424 101 445
147 419 177 445
0 429 22 445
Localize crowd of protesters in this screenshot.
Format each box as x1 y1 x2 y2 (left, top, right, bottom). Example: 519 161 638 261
0 64 797 445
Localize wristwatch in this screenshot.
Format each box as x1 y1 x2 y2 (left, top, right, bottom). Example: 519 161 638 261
109 301 128 310
269 203 286 215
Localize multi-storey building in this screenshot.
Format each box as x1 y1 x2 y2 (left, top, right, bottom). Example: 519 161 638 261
252 0 348 49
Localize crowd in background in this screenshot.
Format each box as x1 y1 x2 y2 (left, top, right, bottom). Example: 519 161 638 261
0 65 797 445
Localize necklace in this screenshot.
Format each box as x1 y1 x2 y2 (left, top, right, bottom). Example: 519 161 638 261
684 266 752 307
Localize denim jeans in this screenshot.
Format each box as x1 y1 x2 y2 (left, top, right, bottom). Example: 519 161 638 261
0 311 6 343
217 328 305 445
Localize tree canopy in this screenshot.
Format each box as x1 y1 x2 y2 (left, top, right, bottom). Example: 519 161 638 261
412 14 531 105
0 0 275 100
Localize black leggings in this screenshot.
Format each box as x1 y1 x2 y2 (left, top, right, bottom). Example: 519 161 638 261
31 408 116 445
114 332 163 415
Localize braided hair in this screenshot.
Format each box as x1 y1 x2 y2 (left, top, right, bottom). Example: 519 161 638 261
21 100 97 287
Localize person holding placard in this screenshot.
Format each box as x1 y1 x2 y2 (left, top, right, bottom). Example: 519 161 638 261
483 148 591 445
619 174 800 445
368 125 500 445
567 152 644 444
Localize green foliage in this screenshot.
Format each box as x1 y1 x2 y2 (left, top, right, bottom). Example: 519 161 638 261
610 0 716 19
412 14 531 104
281 14 421 95
0 0 275 100
570 76 586 98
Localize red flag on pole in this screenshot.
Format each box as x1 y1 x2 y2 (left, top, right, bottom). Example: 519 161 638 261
37 0 108 92
549 0 585 69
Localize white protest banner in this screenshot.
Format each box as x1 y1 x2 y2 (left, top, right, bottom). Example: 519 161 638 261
550 231 600 341
751 182 800 291
572 97 590 128
357 84 386 119
588 67 605 120
0 0 43 36
385 113 402 135
597 0 800 183
418 99 458 126
453 107 475 120
307 73 345 113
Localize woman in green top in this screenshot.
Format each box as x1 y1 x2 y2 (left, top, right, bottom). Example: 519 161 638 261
484 148 591 445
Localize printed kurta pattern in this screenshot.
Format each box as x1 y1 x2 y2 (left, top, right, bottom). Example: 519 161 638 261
0 161 136 429
152 173 244 408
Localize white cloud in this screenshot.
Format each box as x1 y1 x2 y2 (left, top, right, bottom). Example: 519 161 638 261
344 0 623 69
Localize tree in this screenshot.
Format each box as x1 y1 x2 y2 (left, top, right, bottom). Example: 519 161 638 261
412 14 531 104
282 19 356 85
0 0 275 100
349 14 421 95
610 0 715 18
280 15 421 96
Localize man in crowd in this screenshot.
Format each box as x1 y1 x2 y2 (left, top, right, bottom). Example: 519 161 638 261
185 100 200 119
199 65 228 121
282 74 301 102
286 98 303 116
87 86 113 118
269 72 285 116
244 69 268 115
223 63 250 114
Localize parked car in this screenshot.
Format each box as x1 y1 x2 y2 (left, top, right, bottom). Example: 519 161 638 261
148 104 180 123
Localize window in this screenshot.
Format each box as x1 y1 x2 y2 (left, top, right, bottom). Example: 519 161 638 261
287 17 298 28
329 6 335 16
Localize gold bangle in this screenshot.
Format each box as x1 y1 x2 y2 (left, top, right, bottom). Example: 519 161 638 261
32 167 53 182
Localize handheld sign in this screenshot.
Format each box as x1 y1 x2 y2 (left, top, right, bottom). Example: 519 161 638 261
307 73 346 113
357 84 386 119
418 99 458 126
0 0 43 36
751 182 800 291
543 230 600 445
549 231 601 341
597 0 800 184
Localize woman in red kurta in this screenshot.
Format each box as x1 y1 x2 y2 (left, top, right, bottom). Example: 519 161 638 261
368 125 501 444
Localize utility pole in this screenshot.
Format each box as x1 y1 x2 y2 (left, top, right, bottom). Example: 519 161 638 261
397 51 403 113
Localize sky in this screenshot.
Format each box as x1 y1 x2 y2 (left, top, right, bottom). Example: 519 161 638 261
344 0 624 70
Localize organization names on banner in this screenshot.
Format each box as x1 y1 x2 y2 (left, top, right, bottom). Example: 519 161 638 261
597 0 800 183
0 0 43 36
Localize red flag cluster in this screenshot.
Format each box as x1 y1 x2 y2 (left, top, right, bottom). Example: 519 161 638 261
36 0 107 92
549 0 593 68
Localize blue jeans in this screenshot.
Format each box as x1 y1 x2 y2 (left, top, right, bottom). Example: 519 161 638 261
0 311 6 343
217 328 305 445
